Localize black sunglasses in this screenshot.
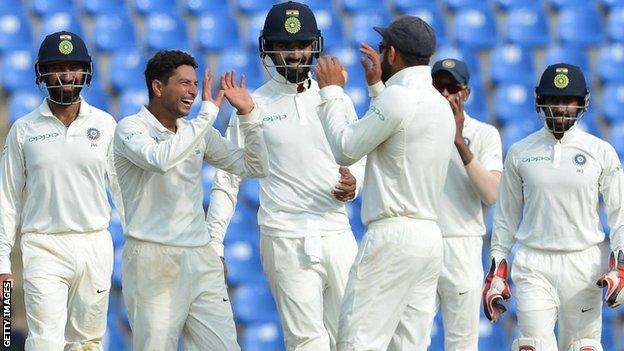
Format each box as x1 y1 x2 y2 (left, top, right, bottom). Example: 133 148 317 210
378 42 389 53
433 81 466 94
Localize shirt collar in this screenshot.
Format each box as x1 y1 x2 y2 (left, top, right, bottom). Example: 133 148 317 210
138 106 189 134
38 97 92 120
268 73 317 95
384 66 432 88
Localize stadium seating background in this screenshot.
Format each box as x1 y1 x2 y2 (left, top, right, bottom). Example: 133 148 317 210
1 0 624 349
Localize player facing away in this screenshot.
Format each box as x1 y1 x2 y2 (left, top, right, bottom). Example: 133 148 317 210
113 50 268 351
483 63 624 351
205 2 364 350
0 31 120 350
430 58 503 351
314 16 456 351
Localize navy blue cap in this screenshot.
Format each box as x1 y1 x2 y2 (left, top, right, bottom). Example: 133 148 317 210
431 58 470 85
36 31 91 65
536 63 587 98
261 1 320 42
374 16 436 58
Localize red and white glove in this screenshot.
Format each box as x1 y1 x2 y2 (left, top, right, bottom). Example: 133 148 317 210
482 257 511 322
597 248 624 308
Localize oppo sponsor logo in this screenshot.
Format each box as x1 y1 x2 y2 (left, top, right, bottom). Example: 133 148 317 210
263 114 287 122
27 132 59 143
521 156 551 163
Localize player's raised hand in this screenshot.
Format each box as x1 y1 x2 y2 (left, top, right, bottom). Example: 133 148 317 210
597 249 624 308
201 69 225 106
220 70 254 115
482 258 511 323
0 273 13 287
332 166 356 202
315 56 347 89
359 42 382 86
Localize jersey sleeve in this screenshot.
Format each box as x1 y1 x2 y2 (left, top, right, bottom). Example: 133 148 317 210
479 125 504 172
598 145 624 251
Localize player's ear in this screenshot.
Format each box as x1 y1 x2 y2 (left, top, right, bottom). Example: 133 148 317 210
151 79 163 98
464 88 471 102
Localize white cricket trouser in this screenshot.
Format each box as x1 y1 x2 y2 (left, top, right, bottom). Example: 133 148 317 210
337 218 443 351
21 230 113 351
435 236 483 351
121 237 240 351
259 229 358 351
511 244 606 351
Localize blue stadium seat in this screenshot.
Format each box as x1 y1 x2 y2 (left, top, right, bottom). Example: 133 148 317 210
495 0 542 10
343 73 369 116
109 49 148 92
202 164 215 208
225 239 264 286
338 0 385 13
327 46 360 72
296 0 334 10
133 0 177 15
454 7 498 51
502 120 541 154
607 6 624 43
0 13 32 54
184 0 229 15
443 0 488 11
118 88 149 119
81 84 110 112
602 83 624 124
489 44 535 86
393 0 440 14
242 178 261 208
494 84 535 126
432 45 481 82
1 50 36 94
544 45 593 85
576 107 602 138
349 11 391 46
236 0 278 15
196 10 240 53
93 13 137 53
602 0 624 9
557 5 604 48
315 9 345 49
217 48 263 91
548 0 590 9
243 322 286 351
0 0 24 15
8 89 43 126
504 5 549 48
403 5 448 47
30 0 75 17
247 11 268 49
465 81 488 122
598 44 624 84
82 0 126 16
233 280 279 325
145 13 189 53
39 10 84 41
610 122 624 159
224 204 259 244
478 318 508 349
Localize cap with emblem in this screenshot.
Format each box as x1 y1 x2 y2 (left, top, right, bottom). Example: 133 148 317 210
260 1 321 43
36 31 91 67
535 63 587 99
374 16 436 59
432 58 470 85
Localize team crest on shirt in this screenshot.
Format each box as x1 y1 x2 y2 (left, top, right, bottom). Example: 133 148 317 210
573 153 587 166
463 137 471 147
86 128 101 141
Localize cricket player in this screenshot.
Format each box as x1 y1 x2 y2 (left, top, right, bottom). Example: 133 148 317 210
114 50 268 351
0 31 120 350
205 2 364 350
314 16 456 351
483 63 624 351
431 58 503 351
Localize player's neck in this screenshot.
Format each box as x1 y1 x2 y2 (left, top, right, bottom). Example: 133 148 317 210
146 102 178 132
48 100 80 127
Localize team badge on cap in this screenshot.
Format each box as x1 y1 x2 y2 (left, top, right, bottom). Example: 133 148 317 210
284 9 301 34
573 153 587 166
442 59 456 68
463 137 471 147
59 40 73 55
86 128 101 141
554 67 569 89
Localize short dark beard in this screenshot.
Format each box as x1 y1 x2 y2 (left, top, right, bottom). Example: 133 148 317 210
277 65 310 83
47 86 83 104
381 51 394 83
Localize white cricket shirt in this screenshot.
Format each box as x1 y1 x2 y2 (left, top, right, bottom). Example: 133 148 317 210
317 66 456 225
491 126 624 260
0 99 117 273
206 76 365 255
438 114 503 237
114 102 268 247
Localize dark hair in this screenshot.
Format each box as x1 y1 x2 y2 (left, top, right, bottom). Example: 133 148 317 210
145 50 198 99
395 48 429 66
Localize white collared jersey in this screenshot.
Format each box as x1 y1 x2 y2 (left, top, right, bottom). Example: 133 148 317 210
491 127 624 260
317 66 456 225
207 77 365 252
0 99 117 273
114 102 268 247
438 114 503 237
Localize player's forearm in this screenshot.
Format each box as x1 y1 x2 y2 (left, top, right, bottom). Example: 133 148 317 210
464 158 501 206
238 108 269 178
206 186 239 257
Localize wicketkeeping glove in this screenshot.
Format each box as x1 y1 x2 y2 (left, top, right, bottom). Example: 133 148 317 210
482 257 511 322
597 248 624 308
